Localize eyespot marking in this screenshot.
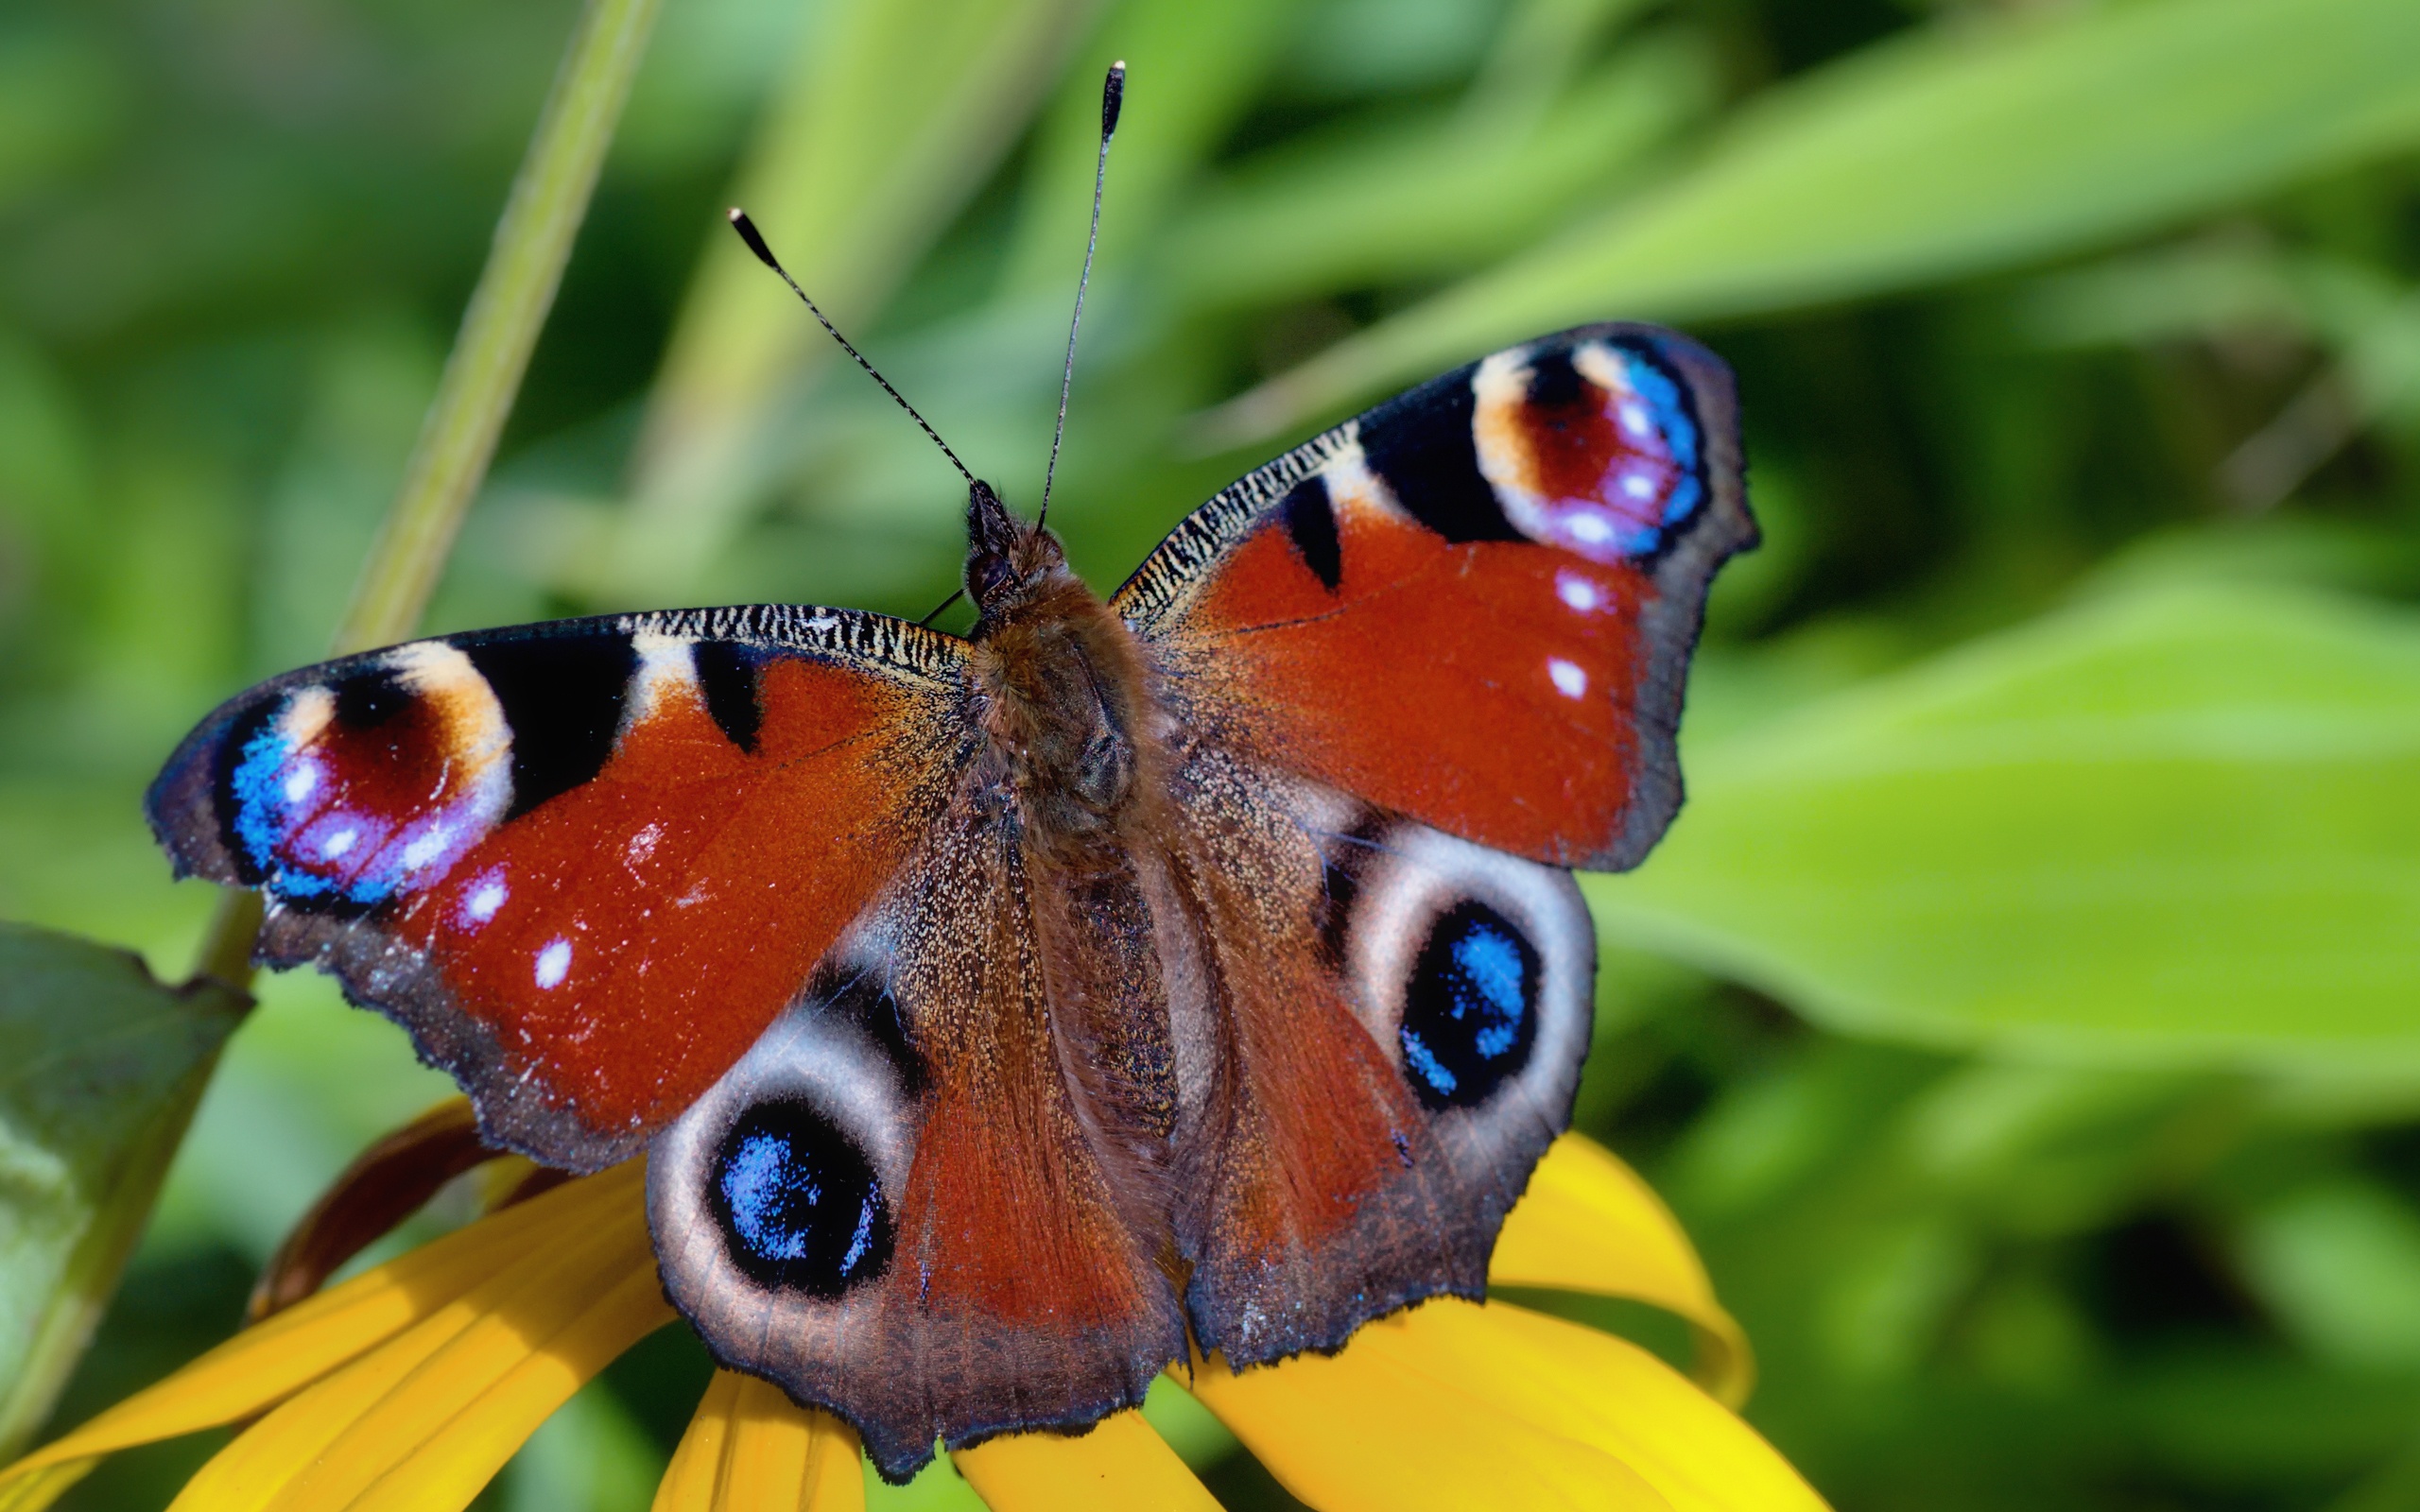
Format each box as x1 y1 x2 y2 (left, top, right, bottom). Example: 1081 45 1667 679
707 1098 893 1297
1470 336 1706 563
1398 901 1540 1110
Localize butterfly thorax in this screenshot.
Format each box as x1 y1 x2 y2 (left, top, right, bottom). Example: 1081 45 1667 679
962 484 1163 864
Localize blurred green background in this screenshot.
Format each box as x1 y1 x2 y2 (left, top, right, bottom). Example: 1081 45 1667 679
4 0 2419 1506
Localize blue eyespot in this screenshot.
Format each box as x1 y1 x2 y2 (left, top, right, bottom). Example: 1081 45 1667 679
1619 351 1703 528
710 1099 892 1297
1399 902 1540 1110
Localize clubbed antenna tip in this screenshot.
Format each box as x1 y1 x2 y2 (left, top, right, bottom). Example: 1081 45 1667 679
728 207 778 271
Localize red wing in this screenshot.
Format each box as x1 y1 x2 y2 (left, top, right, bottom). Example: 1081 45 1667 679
1164 745 1599 1367
147 607 976 1169
648 795 1188 1483
1115 323 1753 872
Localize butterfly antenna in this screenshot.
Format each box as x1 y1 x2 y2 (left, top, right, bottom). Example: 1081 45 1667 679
726 209 975 486
1035 60 1125 532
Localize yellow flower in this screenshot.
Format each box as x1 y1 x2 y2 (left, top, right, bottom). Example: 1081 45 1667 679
0 1111 1823 1512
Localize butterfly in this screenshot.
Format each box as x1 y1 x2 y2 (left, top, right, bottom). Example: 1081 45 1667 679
146 84 1752 1470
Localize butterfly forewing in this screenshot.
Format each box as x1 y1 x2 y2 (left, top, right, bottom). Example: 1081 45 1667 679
1118 322 1754 872
146 607 977 1168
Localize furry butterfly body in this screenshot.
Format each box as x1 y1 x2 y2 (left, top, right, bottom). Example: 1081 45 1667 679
148 322 1753 1479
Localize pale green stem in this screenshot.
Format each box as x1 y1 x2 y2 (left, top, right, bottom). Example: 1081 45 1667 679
192 0 665 995
0 0 665 1454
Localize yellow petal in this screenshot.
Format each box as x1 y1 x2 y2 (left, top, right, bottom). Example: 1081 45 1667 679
333 1262 670 1512
1184 1332 1669 1512
1357 1300 1827 1512
164 1165 657 1512
1493 1134 1754 1405
654 1370 744 1511
654 1370 862 1512
953 1410 1218 1512
0 1163 644 1499
0 1460 93 1512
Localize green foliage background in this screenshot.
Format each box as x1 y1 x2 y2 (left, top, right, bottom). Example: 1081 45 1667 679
2 0 2417 1506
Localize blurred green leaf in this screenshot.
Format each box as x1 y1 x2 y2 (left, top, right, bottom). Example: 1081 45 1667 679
605 0 1102 604
1588 582 2420 1071
2234 1180 2420 1372
0 22 126 214
501 1380 664 1512
1204 0 2420 445
1004 0 1303 295
0 923 244 1458
1162 32 1713 309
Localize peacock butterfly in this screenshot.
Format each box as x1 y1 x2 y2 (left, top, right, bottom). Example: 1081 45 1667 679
144 66 1754 1484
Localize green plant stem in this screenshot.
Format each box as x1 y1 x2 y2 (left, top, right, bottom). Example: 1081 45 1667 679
14 0 669 1446
185 0 664 999
335 0 665 661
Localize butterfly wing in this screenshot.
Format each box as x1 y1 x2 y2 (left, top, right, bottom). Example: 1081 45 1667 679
647 806 1192 1480
1116 322 1753 872
1119 323 1750 1364
147 607 977 1169
1161 744 1599 1366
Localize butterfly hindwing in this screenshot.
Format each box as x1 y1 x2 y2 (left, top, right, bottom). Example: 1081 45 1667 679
147 607 977 1169
648 782 1190 1480
1117 322 1753 872
1163 745 1596 1366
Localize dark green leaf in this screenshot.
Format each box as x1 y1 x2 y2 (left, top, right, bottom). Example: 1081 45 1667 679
0 922 245 1457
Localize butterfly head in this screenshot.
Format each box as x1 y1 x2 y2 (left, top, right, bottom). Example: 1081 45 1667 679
964 479 1070 626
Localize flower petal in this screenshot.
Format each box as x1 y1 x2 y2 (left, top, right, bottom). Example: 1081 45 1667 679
1184 1334 1669 1512
1493 1134 1754 1404
331 1263 670 1512
1355 1301 1827 1512
0 1163 644 1500
654 1370 861 1512
953 1411 1218 1512
163 1164 658 1512
0 1460 92 1512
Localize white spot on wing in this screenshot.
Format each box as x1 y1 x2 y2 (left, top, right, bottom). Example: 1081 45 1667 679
464 874 508 924
628 823 664 865
283 765 319 804
1547 658 1588 698
1312 438 1396 523
534 937 572 989
627 633 700 732
398 823 452 871
1555 571 1602 612
320 826 358 858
